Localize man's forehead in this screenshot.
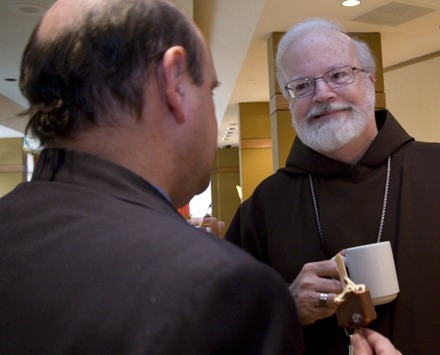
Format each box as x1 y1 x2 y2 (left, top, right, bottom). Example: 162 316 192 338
283 32 357 78
293 29 352 49
288 30 354 61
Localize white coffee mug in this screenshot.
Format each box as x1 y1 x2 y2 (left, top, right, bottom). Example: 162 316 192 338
344 241 399 305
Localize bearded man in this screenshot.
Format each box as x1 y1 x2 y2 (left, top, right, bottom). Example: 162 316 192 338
226 18 440 355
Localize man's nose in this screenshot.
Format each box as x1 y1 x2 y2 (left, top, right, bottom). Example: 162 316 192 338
312 78 336 102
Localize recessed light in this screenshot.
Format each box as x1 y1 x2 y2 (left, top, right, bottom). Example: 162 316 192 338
341 0 361 7
8 4 47 16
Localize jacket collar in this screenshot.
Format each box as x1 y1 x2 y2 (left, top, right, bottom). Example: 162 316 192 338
33 148 177 212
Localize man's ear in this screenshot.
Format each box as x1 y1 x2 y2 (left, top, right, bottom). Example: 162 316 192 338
160 46 188 124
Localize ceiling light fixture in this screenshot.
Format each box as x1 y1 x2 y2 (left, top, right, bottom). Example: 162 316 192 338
341 0 361 7
8 3 47 16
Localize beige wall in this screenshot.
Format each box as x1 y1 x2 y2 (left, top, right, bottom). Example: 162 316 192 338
384 53 440 143
171 0 193 18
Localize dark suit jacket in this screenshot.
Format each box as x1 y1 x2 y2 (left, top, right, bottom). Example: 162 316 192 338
0 149 303 354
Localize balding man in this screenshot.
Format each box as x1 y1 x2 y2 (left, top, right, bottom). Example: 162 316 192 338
0 0 302 353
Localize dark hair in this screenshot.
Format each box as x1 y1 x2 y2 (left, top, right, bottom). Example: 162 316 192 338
20 0 205 145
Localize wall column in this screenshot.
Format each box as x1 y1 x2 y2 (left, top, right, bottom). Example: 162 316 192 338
238 102 273 201
210 147 241 231
0 138 26 197
349 32 386 108
268 33 295 171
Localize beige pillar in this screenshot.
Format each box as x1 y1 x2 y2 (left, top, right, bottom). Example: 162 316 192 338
238 102 273 201
349 32 386 108
267 32 387 170
267 32 295 171
210 147 241 231
0 138 26 197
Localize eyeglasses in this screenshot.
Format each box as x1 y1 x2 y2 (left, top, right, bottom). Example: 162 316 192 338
285 66 366 99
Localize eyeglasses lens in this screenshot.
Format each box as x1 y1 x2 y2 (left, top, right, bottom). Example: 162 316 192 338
286 66 357 99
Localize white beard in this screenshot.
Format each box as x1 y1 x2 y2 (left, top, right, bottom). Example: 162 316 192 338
292 87 376 153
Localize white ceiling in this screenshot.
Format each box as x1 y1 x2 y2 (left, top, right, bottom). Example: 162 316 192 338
1 0 439 146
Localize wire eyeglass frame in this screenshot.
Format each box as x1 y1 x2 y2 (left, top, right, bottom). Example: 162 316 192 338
285 66 366 99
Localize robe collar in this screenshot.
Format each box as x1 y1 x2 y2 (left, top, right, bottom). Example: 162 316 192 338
281 109 414 176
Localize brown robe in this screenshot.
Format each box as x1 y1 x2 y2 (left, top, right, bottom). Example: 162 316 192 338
227 109 440 354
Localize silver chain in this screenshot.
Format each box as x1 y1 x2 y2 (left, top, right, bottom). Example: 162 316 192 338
308 156 391 258
309 172 328 257
376 156 391 242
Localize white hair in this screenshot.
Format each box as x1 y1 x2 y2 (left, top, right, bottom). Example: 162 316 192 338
276 18 376 100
